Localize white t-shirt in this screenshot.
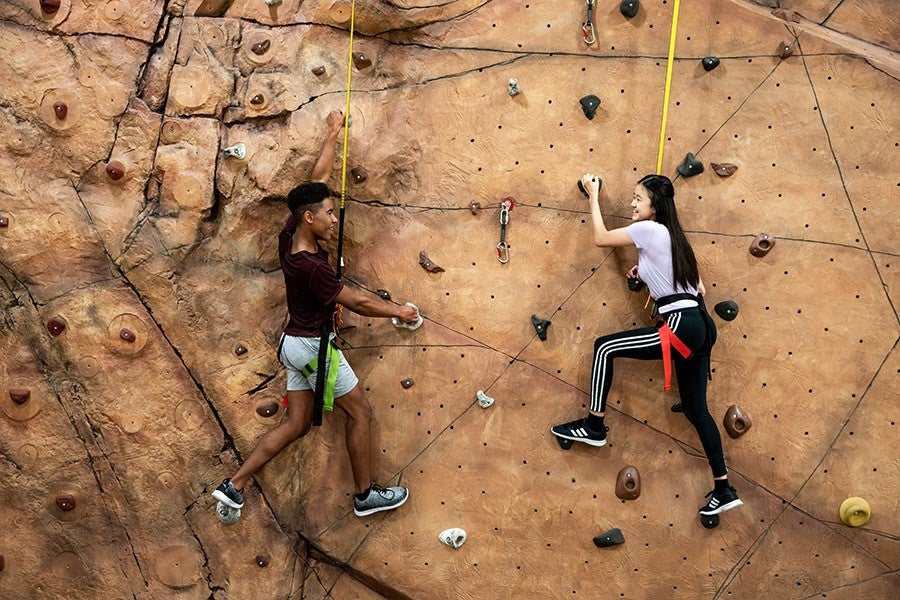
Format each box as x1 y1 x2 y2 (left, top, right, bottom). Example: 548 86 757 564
626 220 698 313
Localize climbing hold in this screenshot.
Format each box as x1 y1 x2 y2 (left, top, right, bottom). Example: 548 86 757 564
350 166 368 183
593 528 625 548
223 143 246 159
0 216 7 227
392 302 424 331
256 401 279 418
0 555 4 573
702 57 720 72
251 39 271 55
476 390 494 408
56 495 77 512
156 545 202 587
265 0 282 6
469 201 481 214
352 52 372 70
701 514 720 529
235 344 248 356
418 251 445 273
47 317 67 336
670 401 683 413
723 404 752 439
627 277 646 292
615 466 641 500
50 552 84 582
619 0 639 18
749 233 776 257
376 289 392 300
439 528 467 549
249 93 265 106
401 378 414 389
579 94 601 120
531 315 551 341
106 161 125 181
119 328 136 343
714 301 739 321
9 389 30 406
772 8 802 23
577 177 602 198
40 0 61 15
311 65 326 76
508 78 521 96
255 553 270 568
676 153 704 177
839 497 871 527
778 40 795 59
53 101 68 120
710 162 738 177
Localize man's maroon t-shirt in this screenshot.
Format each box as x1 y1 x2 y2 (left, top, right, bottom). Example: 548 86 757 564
279 214 343 337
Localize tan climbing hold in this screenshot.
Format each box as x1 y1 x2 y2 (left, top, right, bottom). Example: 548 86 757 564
723 405 752 439
155 545 201 589
615 466 641 500
50 551 84 583
329 1 352 23
174 401 206 431
107 313 149 355
171 173 208 209
120 411 144 434
160 120 184 144
94 83 130 118
839 497 871 527
103 0 126 21
16 443 39 465
156 471 177 490
170 65 213 109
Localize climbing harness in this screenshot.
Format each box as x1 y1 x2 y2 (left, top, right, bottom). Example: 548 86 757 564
655 0 681 174
582 0 596 45
496 197 514 264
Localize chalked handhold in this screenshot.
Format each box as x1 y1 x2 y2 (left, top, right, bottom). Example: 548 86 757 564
255 554 270 568
53 101 68 120
40 0 61 15
350 166 368 183
56 495 77 512
593 528 625 547
251 40 271 55
439 528 467 549
476 390 494 408
723 404 752 439
10 389 30 405
47 317 66 336
702 57 720 72
256 402 279 418
401 378 414 389
508 78 521 96
120 328 136 343
749 233 775 257
311 65 326 76
619 0 639 19
577 178 602 198
418 251 445 273
711 162 738 177
615 466 641 500
223 143 246 159
531 315 551 341
352 52 372 70
265 0 282 5
627 277 646 292
580 94 601 120
376 289 392 300
106 161 125 181
0 216 8 227
778 40 795 59
235 345 247 356
677 153 704 177
714 301 738 321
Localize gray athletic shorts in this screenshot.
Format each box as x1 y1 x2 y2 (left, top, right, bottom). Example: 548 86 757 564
278 333 359 397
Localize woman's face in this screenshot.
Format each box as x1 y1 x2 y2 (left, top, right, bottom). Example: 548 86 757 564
631 184 657 222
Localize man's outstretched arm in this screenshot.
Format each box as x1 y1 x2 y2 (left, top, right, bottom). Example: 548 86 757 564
310 109 345 184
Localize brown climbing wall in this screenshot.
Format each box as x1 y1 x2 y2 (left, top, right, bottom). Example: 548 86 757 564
0 0 897 599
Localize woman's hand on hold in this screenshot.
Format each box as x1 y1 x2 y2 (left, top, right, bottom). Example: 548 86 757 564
396 304 419 323
325 109 344 135
581 173 601 200
626 265 639 279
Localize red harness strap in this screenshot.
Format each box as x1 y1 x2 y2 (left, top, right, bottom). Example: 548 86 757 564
658 321 692 391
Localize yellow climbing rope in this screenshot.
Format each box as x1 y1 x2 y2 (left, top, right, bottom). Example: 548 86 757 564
339 0 356 211
655 0 681 175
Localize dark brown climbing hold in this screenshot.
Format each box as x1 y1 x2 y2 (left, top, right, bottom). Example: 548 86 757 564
47 317 66 336
251 39 271 55
256 402 279 418
615 466 641 500
106 161 125 181
619 0 639 18
56 495 77 512
352 52 372 70
250 94 265 106
235 345 248 356
418 251 445 273
593 528 625 548
714 301 739 321
772 8 802 23
311 65 326 76
376 289 392 301
119 328 136 343
9 389 30 406
778 40 795 59
40 0 61 15
401 378 414 389
0 216 8 227
350 166 368 183
53 101 67 120
711 162 738 177
255 553 270 568
677 153 704 177
0 554 4 572
469 201 481 215
627 277 646 292
579 95 601 120
531 315 551 341
723 404 752 439
749 233 775 257
702 57 720 72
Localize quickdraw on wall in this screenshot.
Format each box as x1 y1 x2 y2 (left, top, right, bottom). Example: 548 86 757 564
496 197 514 264
582 0 596 45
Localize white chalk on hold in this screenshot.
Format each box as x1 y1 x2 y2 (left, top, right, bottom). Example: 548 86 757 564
391 302 423 331
223 143 246 159
439 528 467 549
476 390 494 408
264 0 282 6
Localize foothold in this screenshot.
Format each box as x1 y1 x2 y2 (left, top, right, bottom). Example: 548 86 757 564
40 0 61 15
376 289 392 301
469 201 481 215
476 390 494 408
508 77 521 96
119 328 136 343
711 162 738 177
47 317 67 336
249 94 265 106
531 315 551 341
251 39 271 55
256 402 279 418
593 528 625 547
0 216 7 227
579 94 601 120
439 528 467 549
702 57 720 72
0 554 4 573
235 345 248 356
56 495 77 512
350 166 368 183
778 40 795 59
714 301 739 321
352 52 373 70
577 178 602 198
839 497 871 527
223 143 246 159
701 514 720 529
627 277 646 292
311 65 326 76
401 378 414 389
677 153 704 177
418 251 445 273
670 401 683 413
255 553 270 568
53 101 68 120
723 404 752 439
619 0 639 19
392 302 424 331
749 233 776 257
615 466 641 500
10 389 30 405
106 161 125 181
265 0 282 5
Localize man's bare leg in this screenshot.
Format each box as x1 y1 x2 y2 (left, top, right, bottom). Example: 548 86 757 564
333 385 373 494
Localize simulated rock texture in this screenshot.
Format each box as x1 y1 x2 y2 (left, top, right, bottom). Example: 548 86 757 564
0 0 898 598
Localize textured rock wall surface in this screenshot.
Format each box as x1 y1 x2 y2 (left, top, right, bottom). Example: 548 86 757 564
0 0 897 598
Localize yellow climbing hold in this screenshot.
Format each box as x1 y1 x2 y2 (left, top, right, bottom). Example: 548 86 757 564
839 497 871 527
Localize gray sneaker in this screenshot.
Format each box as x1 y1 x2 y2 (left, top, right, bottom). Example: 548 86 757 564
353 484 409 517
212 479 244 509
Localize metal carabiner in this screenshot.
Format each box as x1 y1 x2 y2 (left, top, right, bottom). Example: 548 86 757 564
582 0 596 45
496 197 514 264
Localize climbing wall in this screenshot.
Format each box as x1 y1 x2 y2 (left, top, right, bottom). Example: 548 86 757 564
0 0 897 598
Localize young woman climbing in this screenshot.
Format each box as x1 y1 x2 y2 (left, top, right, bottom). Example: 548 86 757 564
551 173 742 516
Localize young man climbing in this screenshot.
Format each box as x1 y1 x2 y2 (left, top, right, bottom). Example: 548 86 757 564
213 109 421 517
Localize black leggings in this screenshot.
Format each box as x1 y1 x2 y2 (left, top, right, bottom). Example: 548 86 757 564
589 307 727 478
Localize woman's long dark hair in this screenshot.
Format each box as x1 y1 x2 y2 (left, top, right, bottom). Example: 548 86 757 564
637 174 699 291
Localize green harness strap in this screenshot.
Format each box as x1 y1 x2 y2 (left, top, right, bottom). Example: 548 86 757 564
300 340 340 412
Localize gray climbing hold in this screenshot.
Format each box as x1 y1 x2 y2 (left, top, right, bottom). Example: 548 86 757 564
620 0 639 19
714 301 739 321
676 153 704 177
580 95 601 120
702 57 720 72
531 315 551 341
508 78 521 96
593 528 625 548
